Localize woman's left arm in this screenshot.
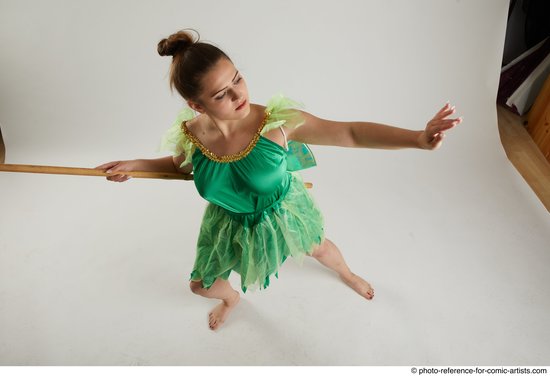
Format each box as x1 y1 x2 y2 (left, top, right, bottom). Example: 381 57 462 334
287 102 462 150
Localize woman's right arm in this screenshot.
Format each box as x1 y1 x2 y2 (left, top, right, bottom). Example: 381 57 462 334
95 155 192 182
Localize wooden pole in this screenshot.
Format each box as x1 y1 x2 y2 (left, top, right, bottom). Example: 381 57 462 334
0 163 193 180
0 163 314 188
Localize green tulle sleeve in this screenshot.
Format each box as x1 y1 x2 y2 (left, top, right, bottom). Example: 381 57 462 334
260 94 305 135
157 107 196 168
261 94 317 171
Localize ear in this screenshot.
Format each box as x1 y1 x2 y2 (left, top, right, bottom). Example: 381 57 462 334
187 100 205 114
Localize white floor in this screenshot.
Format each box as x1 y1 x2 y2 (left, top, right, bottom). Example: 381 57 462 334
1 0 550 367
2 119 550 366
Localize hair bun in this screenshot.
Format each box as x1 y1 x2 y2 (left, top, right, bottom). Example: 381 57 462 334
157 29 198 57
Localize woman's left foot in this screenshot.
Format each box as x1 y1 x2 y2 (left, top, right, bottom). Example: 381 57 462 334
208 290 240 331
341 272 374 300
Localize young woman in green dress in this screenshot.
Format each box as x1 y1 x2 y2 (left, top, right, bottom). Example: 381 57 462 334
96 30 461 331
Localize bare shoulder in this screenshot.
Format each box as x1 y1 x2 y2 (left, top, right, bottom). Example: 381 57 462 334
185 114 208 138
251 103 266 113
247 103 267 125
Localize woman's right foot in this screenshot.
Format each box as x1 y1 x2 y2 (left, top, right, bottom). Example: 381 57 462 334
208 290 241 330
341 272 375 300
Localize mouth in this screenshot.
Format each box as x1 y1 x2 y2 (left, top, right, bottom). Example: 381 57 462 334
236 99 247 111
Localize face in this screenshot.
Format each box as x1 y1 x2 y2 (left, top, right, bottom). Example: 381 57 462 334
188 58 250 121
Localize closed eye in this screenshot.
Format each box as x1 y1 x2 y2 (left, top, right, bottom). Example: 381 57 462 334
215 76 243 100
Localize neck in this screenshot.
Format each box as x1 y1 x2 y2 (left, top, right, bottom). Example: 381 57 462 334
206 106 256 139
209 117 242 139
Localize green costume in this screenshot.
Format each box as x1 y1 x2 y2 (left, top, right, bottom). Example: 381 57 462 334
160 95 324 293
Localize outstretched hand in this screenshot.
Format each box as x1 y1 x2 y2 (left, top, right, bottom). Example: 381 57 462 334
94 160 140 182
418 102 462 150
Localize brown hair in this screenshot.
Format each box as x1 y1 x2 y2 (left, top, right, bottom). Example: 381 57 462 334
157 29 231 101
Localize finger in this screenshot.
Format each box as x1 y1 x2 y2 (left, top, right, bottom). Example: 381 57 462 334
429 121 457 132
438 101 451 113
428 118 462 131
434 132 445 141
440 106 456 120
434 105 456 121
429 118 457 127
426 126 452 142
98 162 124 174
442 118 462 130
105 166 129 174
442 117 462 129
435 102 452 118
95 161 120 170
429 132 445 149
107 173 128 182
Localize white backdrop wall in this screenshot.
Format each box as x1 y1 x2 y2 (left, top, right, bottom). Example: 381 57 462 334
1 0 550 366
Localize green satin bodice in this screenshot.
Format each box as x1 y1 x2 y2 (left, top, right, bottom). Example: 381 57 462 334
191 135 292 214
159 94 316 220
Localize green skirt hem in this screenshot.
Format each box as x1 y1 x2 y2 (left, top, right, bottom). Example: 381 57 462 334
189 172 325 294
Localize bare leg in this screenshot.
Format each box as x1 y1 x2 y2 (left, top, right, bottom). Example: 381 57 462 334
309 238 374 300
190 278 241 330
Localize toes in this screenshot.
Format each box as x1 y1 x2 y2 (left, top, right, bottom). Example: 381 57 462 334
209 313 218 327
364 287 374 299
211 320 220 330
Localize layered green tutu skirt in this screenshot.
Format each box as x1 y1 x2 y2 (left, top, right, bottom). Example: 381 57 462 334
190 172 325 293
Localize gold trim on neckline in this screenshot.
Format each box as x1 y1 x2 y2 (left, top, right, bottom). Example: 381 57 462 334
180 111 272 163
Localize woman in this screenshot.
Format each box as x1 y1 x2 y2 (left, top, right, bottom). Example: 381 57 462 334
96 30 461 331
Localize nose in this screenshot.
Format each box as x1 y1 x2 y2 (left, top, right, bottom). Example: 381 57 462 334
229 88 242 101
